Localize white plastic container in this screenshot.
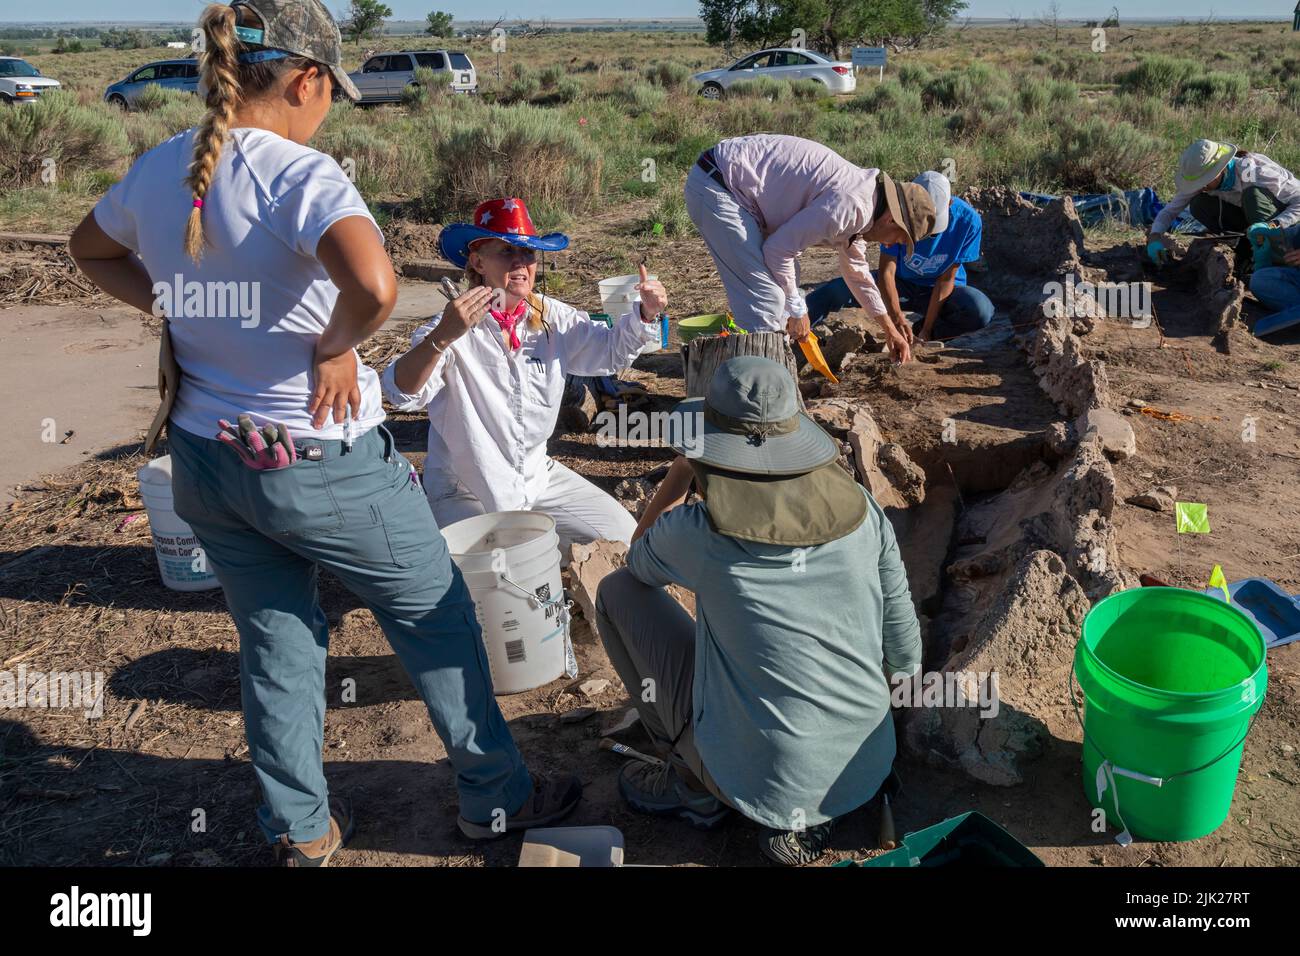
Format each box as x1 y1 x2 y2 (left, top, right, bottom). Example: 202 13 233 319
441 511 575 694
597 273 655 317
137 456 221 592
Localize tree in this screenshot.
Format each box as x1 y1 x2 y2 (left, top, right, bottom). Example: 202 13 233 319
101 27 152 50
343 0 393 44
425 11 455 37
1038 0 1063 42
699 0 966 59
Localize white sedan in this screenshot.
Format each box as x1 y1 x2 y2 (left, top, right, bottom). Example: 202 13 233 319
693 48 856 99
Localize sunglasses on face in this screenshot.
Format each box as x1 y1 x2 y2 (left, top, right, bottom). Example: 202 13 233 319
481 245 537 264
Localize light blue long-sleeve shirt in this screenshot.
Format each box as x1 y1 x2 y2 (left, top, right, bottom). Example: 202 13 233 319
626 487 922 829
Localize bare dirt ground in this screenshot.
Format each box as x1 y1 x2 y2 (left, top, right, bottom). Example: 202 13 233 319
2 222 1298 868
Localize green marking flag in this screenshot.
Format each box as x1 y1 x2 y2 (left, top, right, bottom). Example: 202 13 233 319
651 222 665 236
1208 564 1230 603
1175 502 1210 534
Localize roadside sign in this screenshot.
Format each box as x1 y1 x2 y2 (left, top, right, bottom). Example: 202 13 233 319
852 46 887 80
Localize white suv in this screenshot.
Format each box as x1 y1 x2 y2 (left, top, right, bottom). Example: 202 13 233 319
0 57 61 104
347 50 477 103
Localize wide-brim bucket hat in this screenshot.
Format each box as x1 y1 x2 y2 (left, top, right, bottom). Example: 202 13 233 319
665 356 839 476
1174 138 1238 199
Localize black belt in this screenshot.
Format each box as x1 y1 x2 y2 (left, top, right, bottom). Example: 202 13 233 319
696 149 729 192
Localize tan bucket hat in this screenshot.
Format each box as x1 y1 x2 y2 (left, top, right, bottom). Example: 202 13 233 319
1173 139 1237 199
878 171 937 256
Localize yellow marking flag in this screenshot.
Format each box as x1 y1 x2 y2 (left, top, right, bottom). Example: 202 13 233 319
1208 565 1231 603
1175 502 1210 534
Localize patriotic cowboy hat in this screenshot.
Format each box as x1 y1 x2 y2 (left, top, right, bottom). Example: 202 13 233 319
438 197 570 269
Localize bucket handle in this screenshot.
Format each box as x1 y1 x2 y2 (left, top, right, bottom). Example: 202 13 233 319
1068 660 1258 788
500 572 578 679
499 571 572 620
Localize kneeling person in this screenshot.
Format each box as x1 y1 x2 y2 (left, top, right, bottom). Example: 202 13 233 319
806 171 993 343
594 357 922 866
382 197 665 551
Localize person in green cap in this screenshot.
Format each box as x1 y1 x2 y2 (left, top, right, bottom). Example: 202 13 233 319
1146 139 1300 273
593 356 923 866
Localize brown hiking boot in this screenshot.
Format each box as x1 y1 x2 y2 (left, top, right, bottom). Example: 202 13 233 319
457 772 582 840
274 800 354 867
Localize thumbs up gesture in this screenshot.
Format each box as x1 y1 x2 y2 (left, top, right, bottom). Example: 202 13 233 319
636 263 667 323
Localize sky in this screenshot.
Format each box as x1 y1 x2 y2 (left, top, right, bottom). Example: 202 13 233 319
1 1 1293 23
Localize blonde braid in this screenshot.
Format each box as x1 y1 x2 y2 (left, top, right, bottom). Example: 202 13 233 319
184 5 243 263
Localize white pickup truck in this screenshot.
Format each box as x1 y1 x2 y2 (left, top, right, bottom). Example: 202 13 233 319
0 57 61 104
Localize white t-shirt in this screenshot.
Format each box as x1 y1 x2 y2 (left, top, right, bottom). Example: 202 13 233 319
93 127 386 441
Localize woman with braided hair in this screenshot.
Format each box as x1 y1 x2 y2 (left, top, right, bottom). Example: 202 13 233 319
68 0 581 867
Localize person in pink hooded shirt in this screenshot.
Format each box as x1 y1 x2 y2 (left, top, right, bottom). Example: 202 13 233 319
686 134 936 363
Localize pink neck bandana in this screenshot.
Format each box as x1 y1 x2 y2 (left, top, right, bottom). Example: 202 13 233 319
489 299 528 350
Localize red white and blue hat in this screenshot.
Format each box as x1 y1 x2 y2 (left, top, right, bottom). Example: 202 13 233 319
438 198 570 269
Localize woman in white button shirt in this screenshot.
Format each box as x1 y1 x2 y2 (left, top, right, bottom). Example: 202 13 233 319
382 197 667 551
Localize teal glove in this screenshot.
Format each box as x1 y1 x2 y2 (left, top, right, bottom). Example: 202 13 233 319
1248 222 1284 271
1146 237 1169 266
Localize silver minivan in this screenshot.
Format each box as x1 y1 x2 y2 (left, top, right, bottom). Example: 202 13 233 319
347 50 477 103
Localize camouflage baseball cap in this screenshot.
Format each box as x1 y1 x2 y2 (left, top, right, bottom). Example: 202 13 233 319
231 0 360 101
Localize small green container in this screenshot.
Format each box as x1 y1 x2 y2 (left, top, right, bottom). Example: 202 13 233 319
677 313 741 343
837 812 1044 867
1074 587 1267 842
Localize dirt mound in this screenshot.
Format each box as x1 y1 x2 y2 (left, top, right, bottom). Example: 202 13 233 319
1168 238 1247 348
903 549 1090 787
900 434 1134 785
383 219 444 269
963 187 1086 294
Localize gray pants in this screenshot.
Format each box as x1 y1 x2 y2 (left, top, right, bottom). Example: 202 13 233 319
594 567 731 805
684 164 787 334
168 423 531 843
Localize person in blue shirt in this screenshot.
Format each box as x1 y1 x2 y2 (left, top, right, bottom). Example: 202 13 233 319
1248 221 1300 337
805 172 995 343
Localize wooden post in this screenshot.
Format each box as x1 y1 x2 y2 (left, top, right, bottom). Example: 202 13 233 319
681 331 804 407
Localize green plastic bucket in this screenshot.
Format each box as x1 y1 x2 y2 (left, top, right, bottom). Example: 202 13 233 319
1074 587 1267 842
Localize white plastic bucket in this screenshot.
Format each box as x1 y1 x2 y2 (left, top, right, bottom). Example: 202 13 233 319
441 511 575 694
598 273 655 317
137 456 221 592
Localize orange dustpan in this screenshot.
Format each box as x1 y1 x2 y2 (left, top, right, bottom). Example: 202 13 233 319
799 331 839 383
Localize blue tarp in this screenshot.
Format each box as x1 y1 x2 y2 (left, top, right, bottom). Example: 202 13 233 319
1018 188 1205 233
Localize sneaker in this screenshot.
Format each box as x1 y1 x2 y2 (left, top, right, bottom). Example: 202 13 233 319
274 799 354 867
617 761 730 830
760 820 834 866
457 772 582 841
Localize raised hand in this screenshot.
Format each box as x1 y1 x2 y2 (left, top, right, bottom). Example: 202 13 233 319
438 284 497 341
636 263 667 321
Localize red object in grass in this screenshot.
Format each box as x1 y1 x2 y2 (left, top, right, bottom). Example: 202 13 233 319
832 66 851 75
